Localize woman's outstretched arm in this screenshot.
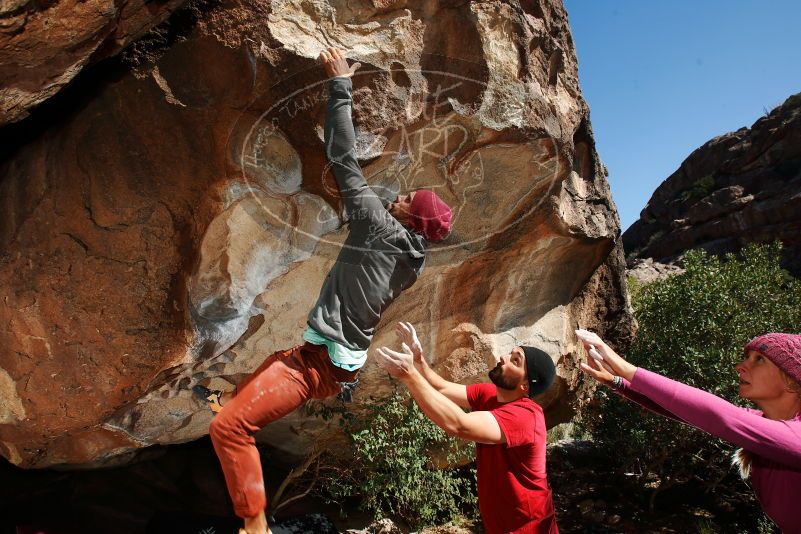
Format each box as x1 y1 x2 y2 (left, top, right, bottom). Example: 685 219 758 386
628 368 801 467
576 329 801 468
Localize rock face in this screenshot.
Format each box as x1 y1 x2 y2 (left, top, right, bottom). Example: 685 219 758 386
0 0 634 468
0 0 190 125
626 258 684 287
623 93 801 275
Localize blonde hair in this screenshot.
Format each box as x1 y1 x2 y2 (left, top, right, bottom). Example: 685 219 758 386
733 371 801 479
787 372 801 396
733 448 753 479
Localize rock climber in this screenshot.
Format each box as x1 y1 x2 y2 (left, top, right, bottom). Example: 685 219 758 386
194 47 452 534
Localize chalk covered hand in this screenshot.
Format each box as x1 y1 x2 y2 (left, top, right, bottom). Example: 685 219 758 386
396 322 424 366
318 47 361 79
575 329 637 382
580 353 617 386
375 345 417 379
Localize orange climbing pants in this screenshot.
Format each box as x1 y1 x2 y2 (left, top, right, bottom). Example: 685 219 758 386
208 342 358 518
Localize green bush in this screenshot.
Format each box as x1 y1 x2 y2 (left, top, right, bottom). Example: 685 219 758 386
588 243 801 503
313 387 477 529
679 174 716 202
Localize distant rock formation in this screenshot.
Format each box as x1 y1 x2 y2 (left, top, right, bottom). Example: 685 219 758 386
0 0 634 468
623 93 801 276
627 258 684 287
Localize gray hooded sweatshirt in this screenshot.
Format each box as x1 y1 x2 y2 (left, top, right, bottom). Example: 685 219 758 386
306 77 427 353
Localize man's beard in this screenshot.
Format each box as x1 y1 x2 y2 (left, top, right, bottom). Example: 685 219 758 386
489 362 518 391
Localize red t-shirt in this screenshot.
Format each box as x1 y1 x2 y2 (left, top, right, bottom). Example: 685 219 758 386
467 383 558 534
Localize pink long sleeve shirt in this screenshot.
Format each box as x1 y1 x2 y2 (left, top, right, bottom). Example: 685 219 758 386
618 368 801 533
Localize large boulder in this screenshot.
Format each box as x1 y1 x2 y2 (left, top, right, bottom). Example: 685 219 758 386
623 92 801 275
0 0 634 468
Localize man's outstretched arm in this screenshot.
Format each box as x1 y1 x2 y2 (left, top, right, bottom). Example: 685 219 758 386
376 346 506 445
320 47 385 223
416 357 471 409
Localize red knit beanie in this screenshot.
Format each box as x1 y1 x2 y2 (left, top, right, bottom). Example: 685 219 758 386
409 189 452 243
745 333 801 385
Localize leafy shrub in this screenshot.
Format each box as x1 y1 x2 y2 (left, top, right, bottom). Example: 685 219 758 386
312 387 477 529
626 275 644 302
587 243 801 505
679 174 716 202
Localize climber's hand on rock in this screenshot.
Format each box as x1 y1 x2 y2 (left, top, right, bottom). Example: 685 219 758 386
319 47 361 78
376 345 416 379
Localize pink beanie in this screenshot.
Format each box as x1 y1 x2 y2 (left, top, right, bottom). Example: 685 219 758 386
409 189 452 243
745 333 801 385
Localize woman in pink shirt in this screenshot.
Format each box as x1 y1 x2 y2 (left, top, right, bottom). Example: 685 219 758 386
576 330 801 534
